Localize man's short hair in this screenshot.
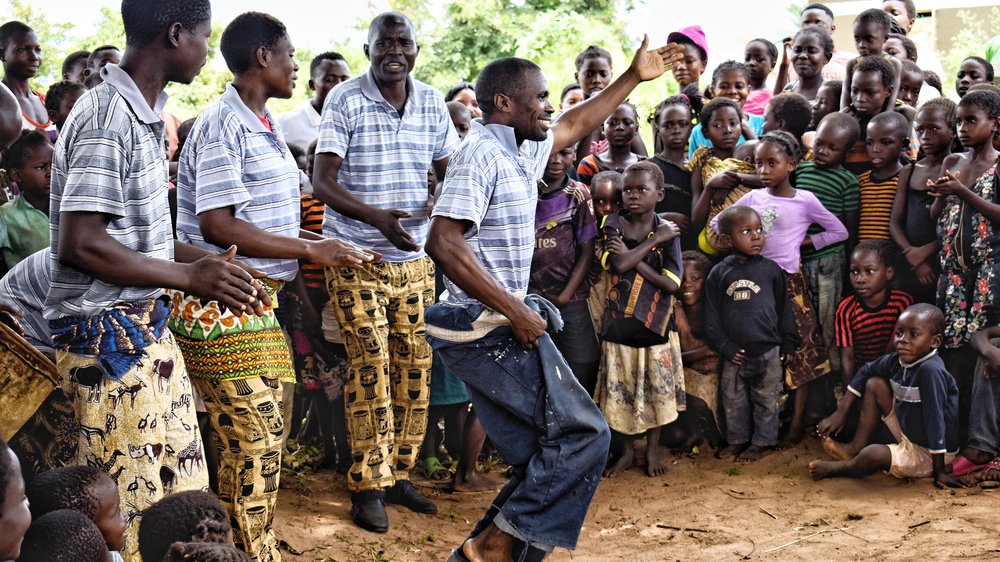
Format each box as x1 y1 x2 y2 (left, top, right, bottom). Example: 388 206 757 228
220 12 287 74
121 0 212 47
0 21 32 49
476 57 542 117
802 3 834 19
310 51 345 76
86 45 120 68
367 12 415 45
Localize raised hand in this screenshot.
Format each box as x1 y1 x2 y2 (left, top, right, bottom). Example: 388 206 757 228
629 35 686 83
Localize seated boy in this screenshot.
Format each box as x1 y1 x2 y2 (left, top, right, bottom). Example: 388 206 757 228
811 304 965 488
705 205 798 462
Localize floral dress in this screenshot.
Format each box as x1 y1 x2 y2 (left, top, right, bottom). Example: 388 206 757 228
937 159 1000 349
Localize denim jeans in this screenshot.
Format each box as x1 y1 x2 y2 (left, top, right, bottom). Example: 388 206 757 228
426 300 610 550
720 346 783 447
550 299 601 395
803 252 845 372
968 338 1000 455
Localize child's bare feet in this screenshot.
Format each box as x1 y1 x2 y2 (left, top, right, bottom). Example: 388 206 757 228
646 445 667 477
980 457 1000 482
452 470 500 493
604 445 635 477
808 459 843 480
715 443 748 460
777 423 804 449
736 444 770 463
821 435 856 461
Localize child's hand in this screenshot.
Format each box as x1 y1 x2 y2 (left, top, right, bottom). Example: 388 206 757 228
915 261 937 288
658 212 690 233
655 221 680 243
606 238 628 255
934 473 968 489
706 171 740 192
740 118 756 141
927 170 965 198
731 350 746 365
840 104 857 117
817 411 846 437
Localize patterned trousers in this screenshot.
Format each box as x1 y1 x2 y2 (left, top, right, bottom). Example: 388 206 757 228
326 256 435 492
58 332 207 562
195 376 284 562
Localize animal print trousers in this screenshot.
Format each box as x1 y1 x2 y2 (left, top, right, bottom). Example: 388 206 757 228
57 332 207 562
326 256 434 492
194 376 284 562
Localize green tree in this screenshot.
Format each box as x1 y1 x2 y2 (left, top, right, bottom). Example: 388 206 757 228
0 0 75 89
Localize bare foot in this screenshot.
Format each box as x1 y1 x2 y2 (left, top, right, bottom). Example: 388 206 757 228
452 470 501 493
604 445 635 477
646 444 667 477
821 435 856 461
715 443 748 460
808 459 843 480
777 424 804 449
463 523 513 562
736 444 770 463
979 457 1000 482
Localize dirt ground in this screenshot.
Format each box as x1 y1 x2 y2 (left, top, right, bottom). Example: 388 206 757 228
273 438 999 561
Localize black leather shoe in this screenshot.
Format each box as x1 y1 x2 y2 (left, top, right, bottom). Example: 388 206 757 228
385 480 438 514
351 490 389 533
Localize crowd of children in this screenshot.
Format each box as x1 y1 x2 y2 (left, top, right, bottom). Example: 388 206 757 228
0 0 999 560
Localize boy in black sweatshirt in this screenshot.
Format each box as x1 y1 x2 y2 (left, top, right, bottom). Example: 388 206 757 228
705 205 799 462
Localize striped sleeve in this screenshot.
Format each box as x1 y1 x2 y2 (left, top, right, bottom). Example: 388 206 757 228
834 295 854 348
315 93 351 158
434 149 492 233
189 112 251 215
60 128 131 217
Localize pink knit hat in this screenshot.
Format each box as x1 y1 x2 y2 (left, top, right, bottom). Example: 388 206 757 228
667 26 709 62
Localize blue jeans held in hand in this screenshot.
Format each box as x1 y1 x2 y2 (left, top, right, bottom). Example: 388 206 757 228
720 346 783 447
968 338 1000 455
425 300 611 551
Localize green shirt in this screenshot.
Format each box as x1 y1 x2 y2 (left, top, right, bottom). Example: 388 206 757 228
0 195 49 270
794 160 860 260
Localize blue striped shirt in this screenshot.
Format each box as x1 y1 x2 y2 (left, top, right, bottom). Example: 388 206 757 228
176 84 303 280
434 121 554 307
46 64 173 319
316 70 458 261
0 249 52 353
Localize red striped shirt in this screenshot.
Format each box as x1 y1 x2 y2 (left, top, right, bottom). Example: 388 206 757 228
835 290 913 366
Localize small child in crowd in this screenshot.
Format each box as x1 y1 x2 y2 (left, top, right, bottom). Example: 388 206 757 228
883 33 917 63
835 240 913 389
890 97 956 304
705 205 798 462
597 161 685 478
26 466 127 561
761 92 812 141
858 111 909 241
797 112 862 378
0 129 52 272
689 98 758 255
743 38 777 116
18 508 110 561
0 439 31 562
531 141 600 393
896 60 923 109
44 80 86 133
812 304 964 489
588 170 623 330
649 95 698 251
844 55 899 176
807 80 841 133
138 491 234 562
716 131 848 444
577 102 642 186
446 100 472 141
688 61 762 158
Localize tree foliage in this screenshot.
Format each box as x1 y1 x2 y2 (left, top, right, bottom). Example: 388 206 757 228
941 7 1000 94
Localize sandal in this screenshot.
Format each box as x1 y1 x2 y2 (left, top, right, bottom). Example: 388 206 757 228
419 456 452 480
951 455 990 477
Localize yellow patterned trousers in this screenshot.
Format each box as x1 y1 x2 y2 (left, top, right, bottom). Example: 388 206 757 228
58 332 207 562
326 257 435 492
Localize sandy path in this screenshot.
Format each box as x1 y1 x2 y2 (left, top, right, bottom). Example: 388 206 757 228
273 438 998 561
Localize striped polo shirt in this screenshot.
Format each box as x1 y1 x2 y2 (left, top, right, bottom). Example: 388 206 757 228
46 64 173 319
794 160 860 260
857 169 899 241
835 289 912 366
316 69 459 262
0 249 52 353
176 83 302 281
434 121 554 307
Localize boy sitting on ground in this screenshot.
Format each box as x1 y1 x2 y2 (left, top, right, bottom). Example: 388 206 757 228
811 304 965 488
